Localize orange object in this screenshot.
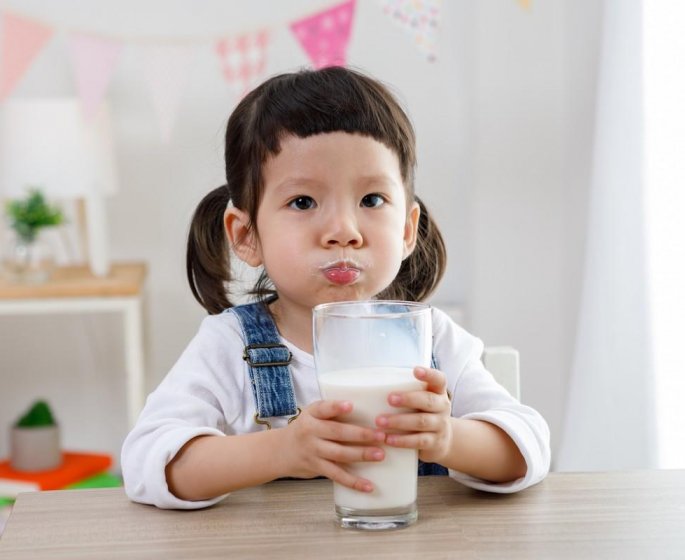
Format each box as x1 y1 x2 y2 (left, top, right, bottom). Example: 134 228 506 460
0 452 112 497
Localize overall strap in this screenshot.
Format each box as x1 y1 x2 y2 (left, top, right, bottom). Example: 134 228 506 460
229 302 300 428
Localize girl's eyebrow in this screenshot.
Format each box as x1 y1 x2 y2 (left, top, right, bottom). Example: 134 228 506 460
273 174 401 194
273 177 322 193
357 174 401 188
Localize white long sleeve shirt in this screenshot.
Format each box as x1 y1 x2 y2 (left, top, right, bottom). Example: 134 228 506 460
121 307 551 509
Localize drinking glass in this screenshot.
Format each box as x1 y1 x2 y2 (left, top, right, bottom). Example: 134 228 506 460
313 300 432 530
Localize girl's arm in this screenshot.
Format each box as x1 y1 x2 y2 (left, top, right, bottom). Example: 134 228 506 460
433 417 527 482
166 399 386 501
123 314 385 507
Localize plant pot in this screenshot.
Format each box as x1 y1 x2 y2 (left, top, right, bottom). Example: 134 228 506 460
2 232 56 284
10 425 62 472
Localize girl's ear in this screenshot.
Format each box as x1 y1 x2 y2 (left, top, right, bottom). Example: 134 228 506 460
224 207 262 266
402 200 421 259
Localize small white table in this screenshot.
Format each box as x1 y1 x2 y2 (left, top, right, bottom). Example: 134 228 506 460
0 263 147 428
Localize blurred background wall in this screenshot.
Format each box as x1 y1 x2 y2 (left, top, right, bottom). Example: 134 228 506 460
0 0 602 471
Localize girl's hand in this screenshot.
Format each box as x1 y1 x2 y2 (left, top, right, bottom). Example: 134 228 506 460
280 400 386 492
376 367 453 464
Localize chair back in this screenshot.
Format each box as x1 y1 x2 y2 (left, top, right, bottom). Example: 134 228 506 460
482 346 520 400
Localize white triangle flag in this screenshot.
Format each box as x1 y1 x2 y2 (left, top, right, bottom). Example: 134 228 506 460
142 44 195 143
67 33 123 119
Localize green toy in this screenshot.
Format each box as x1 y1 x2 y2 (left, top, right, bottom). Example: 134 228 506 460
66 472 122 490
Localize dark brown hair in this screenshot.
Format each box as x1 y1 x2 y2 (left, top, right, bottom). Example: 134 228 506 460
187 66 446 314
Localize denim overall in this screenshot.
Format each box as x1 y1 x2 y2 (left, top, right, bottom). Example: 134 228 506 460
229 301 448 476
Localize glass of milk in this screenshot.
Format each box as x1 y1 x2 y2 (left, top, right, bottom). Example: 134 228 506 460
313 300 431 530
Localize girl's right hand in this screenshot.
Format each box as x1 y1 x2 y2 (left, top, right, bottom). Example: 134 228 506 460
280 400 386 492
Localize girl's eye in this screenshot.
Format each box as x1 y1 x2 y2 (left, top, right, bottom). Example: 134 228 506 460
361 193 386 208
288 196 316 210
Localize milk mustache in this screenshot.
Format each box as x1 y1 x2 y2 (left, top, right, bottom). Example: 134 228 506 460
318 366 426 510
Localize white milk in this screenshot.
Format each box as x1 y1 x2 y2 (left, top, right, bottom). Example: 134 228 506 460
318 367 426 511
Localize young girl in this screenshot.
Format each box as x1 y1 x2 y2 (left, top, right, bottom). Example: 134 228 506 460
121 66 550 509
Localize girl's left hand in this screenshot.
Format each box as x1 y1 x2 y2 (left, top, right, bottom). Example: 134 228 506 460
375 367 453 464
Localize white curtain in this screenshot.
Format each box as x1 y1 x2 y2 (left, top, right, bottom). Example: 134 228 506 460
557 0 658 470
643 1 685 468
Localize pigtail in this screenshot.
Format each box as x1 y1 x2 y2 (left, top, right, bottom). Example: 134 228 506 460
186 185 232 314
381 195 446 302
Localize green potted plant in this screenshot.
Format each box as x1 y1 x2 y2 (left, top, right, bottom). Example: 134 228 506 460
10 400 62 472
3 189 64 283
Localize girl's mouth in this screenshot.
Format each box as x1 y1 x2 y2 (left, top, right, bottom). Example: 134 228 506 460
322 264 361 286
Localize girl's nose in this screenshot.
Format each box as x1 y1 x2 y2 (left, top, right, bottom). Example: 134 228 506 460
321 211 363 247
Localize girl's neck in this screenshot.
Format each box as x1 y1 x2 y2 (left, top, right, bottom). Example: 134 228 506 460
268 299 314 354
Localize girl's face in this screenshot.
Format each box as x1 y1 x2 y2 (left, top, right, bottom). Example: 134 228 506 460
227 132 420 316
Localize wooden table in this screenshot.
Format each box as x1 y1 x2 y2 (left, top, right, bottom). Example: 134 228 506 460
0 263 147 428
1 471 683 559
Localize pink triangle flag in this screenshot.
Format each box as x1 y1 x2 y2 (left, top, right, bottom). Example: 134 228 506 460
215 29 270 99
0 11 53 101
379 0 442 62
142 44 195 143
68 33 123 120
290 0 356 69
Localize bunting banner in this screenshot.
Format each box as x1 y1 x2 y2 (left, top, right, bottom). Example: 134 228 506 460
142 44 195 143
0 12 53 101
67 33 123 120
0 1 453 141
215 29 270 99
378 0 441 62
290 0 356 69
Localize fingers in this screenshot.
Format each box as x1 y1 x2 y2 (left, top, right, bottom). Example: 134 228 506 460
317 439 385 464
297 405 384 492
307 400 386 444
384 431 441 451
386 372 450 414
375 367 452 459
308 437 385 494
308 399 354 420
321 419 386 444
286 402 387 490
413 366 447 395
376 411 442 433
313 440 385 493
318 462 374 493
